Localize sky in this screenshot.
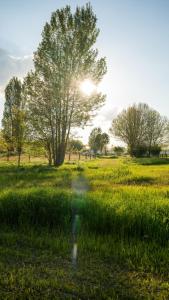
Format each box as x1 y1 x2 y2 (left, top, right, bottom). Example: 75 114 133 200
0 0 169 144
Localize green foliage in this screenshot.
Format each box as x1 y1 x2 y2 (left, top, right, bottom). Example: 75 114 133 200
2 77 25 166
24 141 45 157
111 103 169 157
113 146 125 156
67 139 84 152
25 4 107 166
0 130 7 153
89 127 109 153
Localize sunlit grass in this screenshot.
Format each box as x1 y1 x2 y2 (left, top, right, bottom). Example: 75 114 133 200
0 157 169 298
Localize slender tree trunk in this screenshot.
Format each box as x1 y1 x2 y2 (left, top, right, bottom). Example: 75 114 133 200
46 141 52 166
18 151 21 167
7 150 10 161
148 141 152 157
48 150 52 166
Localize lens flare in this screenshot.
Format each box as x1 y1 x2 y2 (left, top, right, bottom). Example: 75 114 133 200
80 79 96 96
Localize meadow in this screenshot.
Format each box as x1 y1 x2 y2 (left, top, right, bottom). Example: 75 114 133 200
0 155 169 299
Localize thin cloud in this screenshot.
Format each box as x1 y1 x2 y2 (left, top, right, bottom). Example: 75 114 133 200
0 48 33 86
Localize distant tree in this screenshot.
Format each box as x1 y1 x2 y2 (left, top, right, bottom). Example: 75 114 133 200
145 109 168 156
110 103 147 156
100 132 109 154
110 103 168 157
113 146 125 156
24 4 106 166
2 77 25 166
24 140 46 163
67 139 84 152
89 127 109 154
89 127 102 154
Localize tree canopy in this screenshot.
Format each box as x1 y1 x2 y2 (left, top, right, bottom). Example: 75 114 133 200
2 77 25 165
89 127 109 154
110 103 168 157
24 4 107 166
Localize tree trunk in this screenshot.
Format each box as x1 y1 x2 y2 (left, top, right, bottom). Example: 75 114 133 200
18 151 21 167
47 147 52 166
54 143 66 167
7 149 10 161
46 141 52 166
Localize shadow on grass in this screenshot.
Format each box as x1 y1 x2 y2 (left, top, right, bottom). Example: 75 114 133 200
0 228 167 299
123 176 155 185
0 188 168 246
0 164 73 190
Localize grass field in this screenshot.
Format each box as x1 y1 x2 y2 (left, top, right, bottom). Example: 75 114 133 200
0 156 169 299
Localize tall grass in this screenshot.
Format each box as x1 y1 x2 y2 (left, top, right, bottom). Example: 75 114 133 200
0 189 73 230
0 158 169 298
0 186 168 246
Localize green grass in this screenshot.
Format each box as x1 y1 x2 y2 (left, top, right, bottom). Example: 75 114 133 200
0 157 169 299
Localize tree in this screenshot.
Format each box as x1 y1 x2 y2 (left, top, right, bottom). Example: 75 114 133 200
145 109 168 156
0 130 7 153
113 146 125 156
67 139 84 152
23 72 53 165
89 127 109 154
24 4 106 166
2 77 25 166
24 140 46 163
67 138 84 161
110 103 168 157
100 132 109 154
89 127 102 154
110 103 147 156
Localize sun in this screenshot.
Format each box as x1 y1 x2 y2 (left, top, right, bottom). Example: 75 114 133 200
80 79 96 96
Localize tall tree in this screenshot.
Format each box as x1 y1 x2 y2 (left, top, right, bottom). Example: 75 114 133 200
2 77 25 166
24 4 106 166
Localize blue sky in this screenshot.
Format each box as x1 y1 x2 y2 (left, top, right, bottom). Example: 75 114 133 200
0 0 169 143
